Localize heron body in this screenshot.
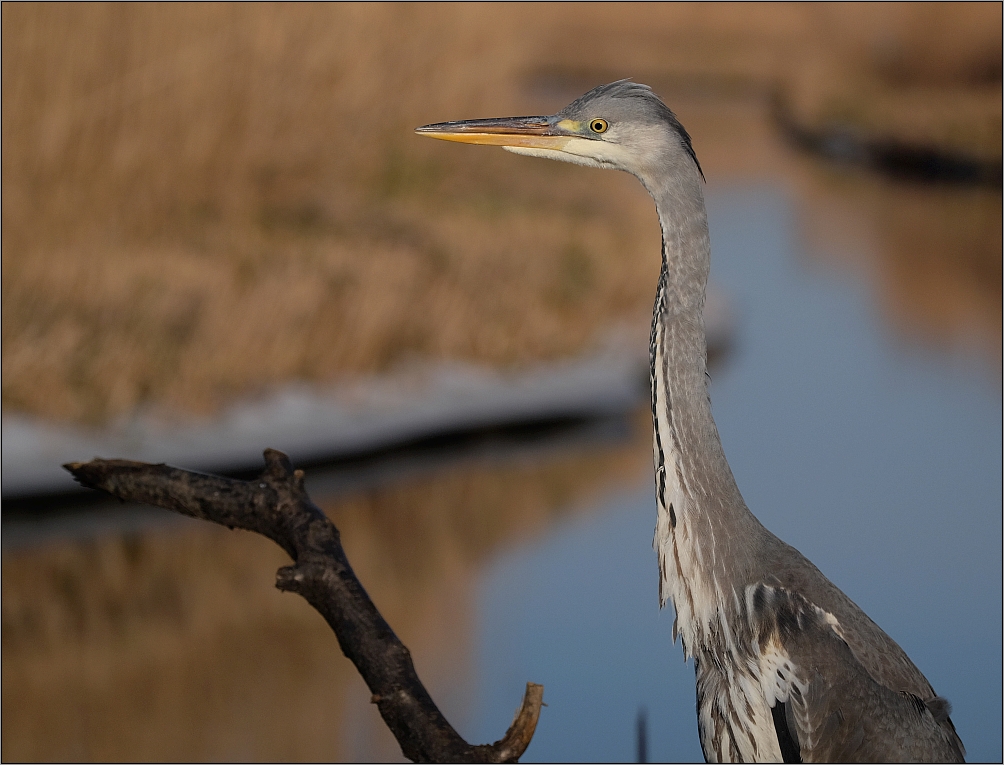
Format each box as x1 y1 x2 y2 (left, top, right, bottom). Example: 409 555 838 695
417 81 965 763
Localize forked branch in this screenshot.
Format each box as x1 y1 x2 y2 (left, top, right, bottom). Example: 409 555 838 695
64 449 543 763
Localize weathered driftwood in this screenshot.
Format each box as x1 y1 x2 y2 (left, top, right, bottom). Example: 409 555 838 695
64 449 543 763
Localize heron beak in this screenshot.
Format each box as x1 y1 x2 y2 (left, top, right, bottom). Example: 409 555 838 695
415 116 576 150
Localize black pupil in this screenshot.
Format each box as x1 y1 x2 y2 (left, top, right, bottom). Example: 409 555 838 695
593 121 603 131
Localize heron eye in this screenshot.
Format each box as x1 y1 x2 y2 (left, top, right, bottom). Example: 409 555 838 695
590 119 608 134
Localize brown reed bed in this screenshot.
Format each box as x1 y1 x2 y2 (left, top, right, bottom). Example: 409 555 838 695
3 4 999 425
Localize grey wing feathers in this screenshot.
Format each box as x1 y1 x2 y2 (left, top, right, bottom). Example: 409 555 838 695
750 584 965 763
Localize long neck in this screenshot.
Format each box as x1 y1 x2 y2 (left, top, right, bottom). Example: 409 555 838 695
650 174 747 523
645 167 764 650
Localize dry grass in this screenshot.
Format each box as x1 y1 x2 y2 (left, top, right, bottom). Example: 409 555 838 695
1 10 999 760
2 4 1000 424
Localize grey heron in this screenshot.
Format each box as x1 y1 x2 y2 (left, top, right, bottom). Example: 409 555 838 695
416 81 966 763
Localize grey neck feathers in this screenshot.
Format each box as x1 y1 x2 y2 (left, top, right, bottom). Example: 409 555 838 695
647 166 758 544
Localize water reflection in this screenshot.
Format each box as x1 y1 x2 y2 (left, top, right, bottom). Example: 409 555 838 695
1 416 651 762
3 184 1000 763
790 165 1002 368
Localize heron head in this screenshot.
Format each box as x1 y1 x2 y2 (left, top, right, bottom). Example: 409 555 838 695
415 80 703 187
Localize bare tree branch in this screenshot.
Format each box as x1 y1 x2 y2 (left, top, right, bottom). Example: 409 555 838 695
64 448 543 763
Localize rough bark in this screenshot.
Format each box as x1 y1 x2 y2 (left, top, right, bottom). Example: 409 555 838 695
64 449 543 763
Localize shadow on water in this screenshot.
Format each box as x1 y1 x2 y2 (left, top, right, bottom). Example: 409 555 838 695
771 92 1003 188
1 412 638 550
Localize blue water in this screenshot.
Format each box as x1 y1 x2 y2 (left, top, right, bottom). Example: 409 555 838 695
472 186 1002 762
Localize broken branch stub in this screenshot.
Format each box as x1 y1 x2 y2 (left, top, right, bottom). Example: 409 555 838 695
64 449 543 763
